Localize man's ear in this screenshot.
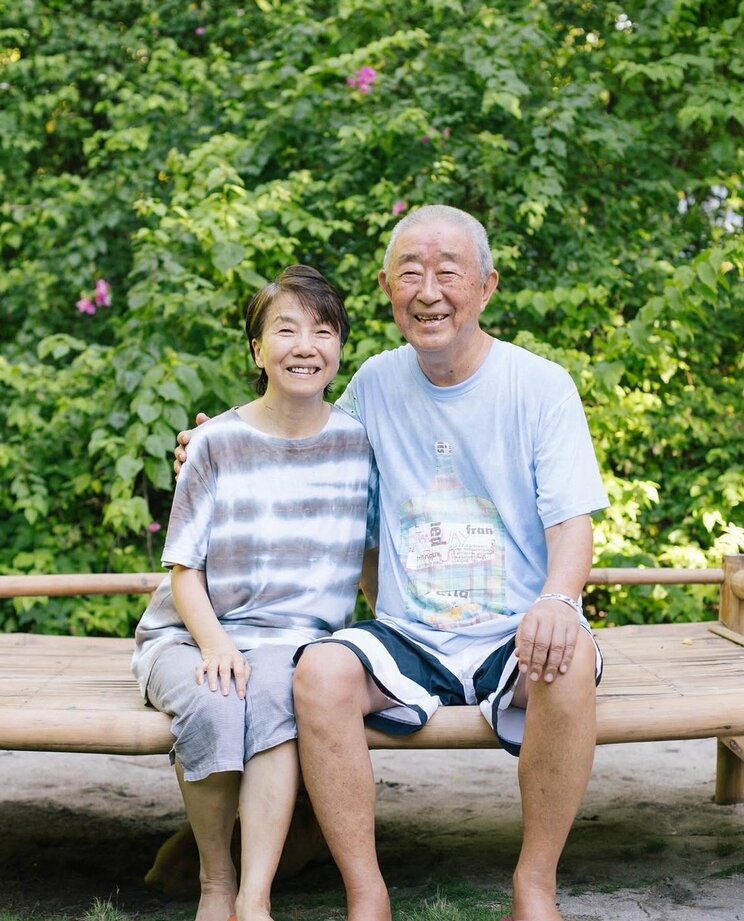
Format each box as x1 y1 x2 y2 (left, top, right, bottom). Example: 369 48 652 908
481 269 499 309
378 270 393 300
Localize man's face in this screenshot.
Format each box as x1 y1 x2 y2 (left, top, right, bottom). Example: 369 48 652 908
379 220 498 366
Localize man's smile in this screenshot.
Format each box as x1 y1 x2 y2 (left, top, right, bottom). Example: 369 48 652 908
415 314 448 323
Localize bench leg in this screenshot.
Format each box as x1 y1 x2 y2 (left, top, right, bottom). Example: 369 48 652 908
715 737 744 804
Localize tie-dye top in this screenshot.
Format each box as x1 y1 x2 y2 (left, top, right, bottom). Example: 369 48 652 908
132 405 378 697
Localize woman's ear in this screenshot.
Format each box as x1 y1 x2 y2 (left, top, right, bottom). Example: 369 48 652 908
252 338 264 368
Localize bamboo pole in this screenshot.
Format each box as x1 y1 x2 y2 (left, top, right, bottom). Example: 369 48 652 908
719 555 744 635
715 554 744 804
6 693 744 755
0 567 726 599
587 567 724 586
0 572 165 598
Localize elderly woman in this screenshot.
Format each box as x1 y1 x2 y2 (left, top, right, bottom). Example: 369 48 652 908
132 266 377 921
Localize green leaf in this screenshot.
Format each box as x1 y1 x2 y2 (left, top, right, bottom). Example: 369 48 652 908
696 261 717 291
212 242 246 275
145 456 175 491
115 454 144 482
144 430 175 458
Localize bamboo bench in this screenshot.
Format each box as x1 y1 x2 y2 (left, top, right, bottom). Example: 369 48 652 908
1 556 743 805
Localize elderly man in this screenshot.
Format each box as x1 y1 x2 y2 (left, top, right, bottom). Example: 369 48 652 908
176 205 607 921
292 205 607 921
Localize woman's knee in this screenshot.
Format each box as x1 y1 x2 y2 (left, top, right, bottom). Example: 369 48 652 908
177 684 245 744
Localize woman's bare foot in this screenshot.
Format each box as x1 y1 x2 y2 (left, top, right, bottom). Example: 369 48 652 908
195 879 237 921
234 892 275 921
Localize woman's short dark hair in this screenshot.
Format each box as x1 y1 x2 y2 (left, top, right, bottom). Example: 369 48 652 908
244 265 350 396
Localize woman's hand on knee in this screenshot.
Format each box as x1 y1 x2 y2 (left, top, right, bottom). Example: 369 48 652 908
196 641 250 698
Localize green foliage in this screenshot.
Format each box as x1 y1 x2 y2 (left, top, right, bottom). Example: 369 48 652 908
1 0 742 633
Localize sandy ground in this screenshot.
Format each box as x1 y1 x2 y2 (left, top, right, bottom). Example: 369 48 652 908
1 738 742 919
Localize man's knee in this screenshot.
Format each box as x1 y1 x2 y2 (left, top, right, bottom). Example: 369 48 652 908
294 643 367 713
528 631 597 714
572 629 599 684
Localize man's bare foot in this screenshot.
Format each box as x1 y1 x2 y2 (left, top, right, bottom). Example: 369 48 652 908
347 880 392 921
512 867 562 921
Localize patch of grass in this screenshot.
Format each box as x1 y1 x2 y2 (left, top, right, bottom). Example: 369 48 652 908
81 899 129 921
401 893 506 920
271 879 511 920
0 883 512 921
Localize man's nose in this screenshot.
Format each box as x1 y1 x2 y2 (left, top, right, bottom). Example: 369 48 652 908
418 271 442 303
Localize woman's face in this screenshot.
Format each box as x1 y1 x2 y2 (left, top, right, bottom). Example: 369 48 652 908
252 292 341 402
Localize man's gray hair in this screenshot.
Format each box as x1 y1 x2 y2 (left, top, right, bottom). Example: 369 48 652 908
382 204 494 282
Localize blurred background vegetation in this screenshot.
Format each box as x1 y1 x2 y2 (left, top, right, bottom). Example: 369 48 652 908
1 0 741 635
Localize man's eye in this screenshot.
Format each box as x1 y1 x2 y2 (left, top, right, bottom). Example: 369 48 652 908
316 329 334 337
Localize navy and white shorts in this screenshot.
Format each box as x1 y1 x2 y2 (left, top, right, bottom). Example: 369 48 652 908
296 618 602 757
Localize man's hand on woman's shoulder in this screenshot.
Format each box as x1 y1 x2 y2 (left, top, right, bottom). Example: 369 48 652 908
173 412 211 477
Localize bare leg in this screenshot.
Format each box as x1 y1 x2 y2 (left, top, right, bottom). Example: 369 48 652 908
176 761 240 921
512 630 597 921
294 644 393 921
234 740 300 921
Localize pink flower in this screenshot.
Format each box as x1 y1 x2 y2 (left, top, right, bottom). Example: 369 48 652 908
392 200 408 216
195 26 206 35
148 522 162 533
347 66 378 94
94 278 112 307
76 297 96 315
442 127 451 139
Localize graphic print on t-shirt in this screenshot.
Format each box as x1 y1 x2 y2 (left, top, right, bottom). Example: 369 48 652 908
399 441 507 628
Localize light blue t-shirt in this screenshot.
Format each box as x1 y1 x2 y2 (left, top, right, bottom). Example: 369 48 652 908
338 338 608 652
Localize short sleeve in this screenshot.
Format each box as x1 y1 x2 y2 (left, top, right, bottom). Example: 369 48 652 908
161 440 215 570
336 374 362 421
534 386 609 529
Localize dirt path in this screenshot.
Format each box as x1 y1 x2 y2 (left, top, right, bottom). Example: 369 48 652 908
1 739 742 919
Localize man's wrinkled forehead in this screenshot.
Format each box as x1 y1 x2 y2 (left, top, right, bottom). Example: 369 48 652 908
394 247 463 268
391 223 475 268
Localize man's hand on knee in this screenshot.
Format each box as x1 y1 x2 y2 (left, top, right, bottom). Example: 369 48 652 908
516 600 580 684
